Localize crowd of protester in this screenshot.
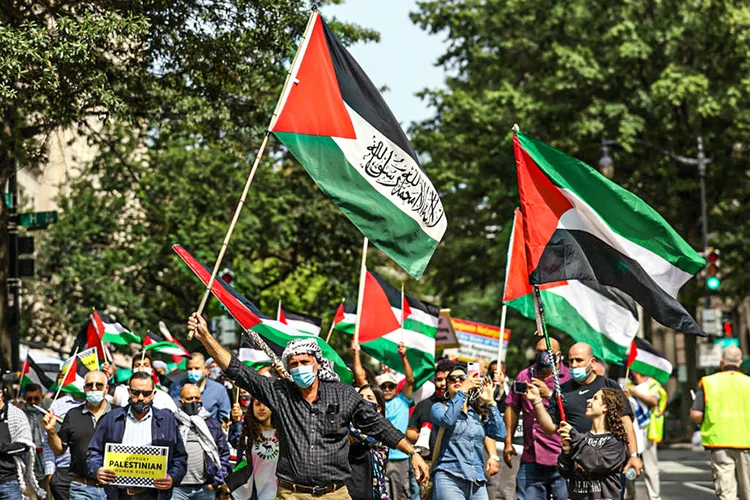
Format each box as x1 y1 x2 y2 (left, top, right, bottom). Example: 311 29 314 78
1 315 749 500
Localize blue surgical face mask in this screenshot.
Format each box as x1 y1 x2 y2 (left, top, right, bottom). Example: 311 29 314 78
570 359 593 383
290 365 316 388
86 390 105 405
187 370 204 383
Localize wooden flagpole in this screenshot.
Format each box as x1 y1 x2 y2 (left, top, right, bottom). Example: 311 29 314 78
533 285 566 421
352 237 369 346
188 8 320 340
325 298 345 344
52 346 79 406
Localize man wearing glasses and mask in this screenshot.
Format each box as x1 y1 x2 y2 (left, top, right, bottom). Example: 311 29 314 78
43 370 111 499
88 371 187 500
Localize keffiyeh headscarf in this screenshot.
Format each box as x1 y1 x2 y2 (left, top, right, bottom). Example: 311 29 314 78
281 338 340 382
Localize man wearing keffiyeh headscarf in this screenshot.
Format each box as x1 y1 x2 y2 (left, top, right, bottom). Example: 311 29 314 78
188 312 431 495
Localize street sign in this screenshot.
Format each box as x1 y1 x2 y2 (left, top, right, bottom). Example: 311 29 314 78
18 211 58 228
701 308 722 336
697 342 723 368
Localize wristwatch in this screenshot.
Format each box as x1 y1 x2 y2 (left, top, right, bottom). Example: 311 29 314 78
630 453 641 458
490 455 500 461
408 449 419 458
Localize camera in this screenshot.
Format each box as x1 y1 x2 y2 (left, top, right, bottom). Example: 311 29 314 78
513 381 528 394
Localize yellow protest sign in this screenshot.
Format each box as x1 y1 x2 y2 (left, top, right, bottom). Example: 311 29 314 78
104 443 168 487
77 347 99 371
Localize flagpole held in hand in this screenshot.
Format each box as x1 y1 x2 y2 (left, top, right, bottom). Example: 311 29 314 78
52 346 79 406
400 282 405 344
16 358 28 402
187 9 320 341
353 237 369 346
533 285 566 422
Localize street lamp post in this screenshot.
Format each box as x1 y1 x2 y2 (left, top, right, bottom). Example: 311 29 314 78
599 136 711 439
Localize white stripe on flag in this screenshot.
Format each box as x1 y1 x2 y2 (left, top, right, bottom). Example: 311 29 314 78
381 329 435 354
285 319 321 336
239 348 271 364
635 349 673 376
557 191 694 297
546 281 638 348
332 105 447 242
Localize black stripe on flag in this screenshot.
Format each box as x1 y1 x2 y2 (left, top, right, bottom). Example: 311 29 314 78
283 309 322 329
321 18 421 167
634 337 668 361
369 272 441 317
531 229 704 336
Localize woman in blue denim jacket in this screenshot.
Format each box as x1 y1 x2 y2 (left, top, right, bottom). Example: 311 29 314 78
431 364 506 500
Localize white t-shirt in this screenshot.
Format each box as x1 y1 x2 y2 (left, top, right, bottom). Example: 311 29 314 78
113 385 177 412
251 429 279 500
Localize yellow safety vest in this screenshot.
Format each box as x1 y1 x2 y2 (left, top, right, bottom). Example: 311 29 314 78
646 378 667 443
700 369 750 449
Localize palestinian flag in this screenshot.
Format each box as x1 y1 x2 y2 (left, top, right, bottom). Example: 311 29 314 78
97 311 139 345
503 208 639 363
173 245 352 384
158 320 189 362
239 334 273 371
333 272 438 387
142 331 190 357
226 458 253 500
278 307 322 337
627 338 673 385
514 130 705 336
52 354 90 397
269 12 446 278
20 355 54 392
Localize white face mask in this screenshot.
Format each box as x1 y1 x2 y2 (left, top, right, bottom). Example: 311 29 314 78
134 367 153 375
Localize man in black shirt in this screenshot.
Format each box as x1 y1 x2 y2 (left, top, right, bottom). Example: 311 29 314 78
189 313 429 498
406 358 454 456
528 342 643 477
43 370 110 500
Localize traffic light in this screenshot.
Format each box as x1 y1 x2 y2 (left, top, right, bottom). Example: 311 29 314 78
705 247 721 290
219 267 234 286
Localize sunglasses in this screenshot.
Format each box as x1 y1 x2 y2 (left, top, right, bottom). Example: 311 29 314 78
447 375 468 383
128 389 154 397
380 384 397 391
85 382 105 390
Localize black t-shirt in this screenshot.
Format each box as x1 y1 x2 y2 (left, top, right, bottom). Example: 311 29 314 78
548 376 632 432
408 395 441 453
58 404 110 479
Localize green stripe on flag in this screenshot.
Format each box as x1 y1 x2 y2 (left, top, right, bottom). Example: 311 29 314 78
361 337 435 387
102 331 141 345
505 292 628 363
274 132 439 278
516 131 704 275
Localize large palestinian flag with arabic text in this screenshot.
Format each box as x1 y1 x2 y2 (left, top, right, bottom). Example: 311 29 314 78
269 12 446 278
514 131 705 336
503 208 639 363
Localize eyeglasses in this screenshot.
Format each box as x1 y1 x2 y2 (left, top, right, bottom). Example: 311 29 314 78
128 389 154 397
85 382 105 390
25 397 42 404
447 375 468 383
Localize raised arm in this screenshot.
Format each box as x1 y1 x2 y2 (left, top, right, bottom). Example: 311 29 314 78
431 391 466 427
398 342 415 400
526 384 558 434
189 312 278 410
350 341 368 388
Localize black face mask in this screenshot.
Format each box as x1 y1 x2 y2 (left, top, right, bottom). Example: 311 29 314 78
182 402 202 416
130 400 152 415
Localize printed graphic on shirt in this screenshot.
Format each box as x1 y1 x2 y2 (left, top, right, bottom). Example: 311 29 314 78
253 432 279 461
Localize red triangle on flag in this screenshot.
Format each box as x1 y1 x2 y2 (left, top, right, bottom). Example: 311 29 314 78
626 339 638 368
359 271 400 343
61 357 78 388
87 312 107 362
402 294 413 322
333 302 345 326
270 15 356 139
278 307 288 325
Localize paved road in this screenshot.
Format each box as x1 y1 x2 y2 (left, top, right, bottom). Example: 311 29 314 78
630 446 717 499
